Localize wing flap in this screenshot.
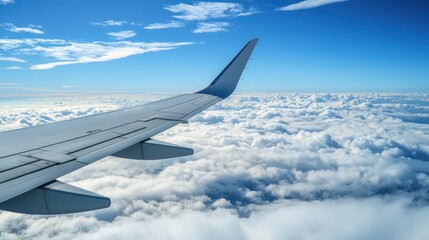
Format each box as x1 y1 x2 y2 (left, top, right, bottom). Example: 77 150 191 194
0 160 54 184
23 150 76 164
42 131 122 154
0 161 85 203
0 156 39 172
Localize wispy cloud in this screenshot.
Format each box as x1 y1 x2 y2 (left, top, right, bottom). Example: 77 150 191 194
3 66 22 70
0 0 14 5
2 23 44 34
144 21 185 30
0 38 195 70
0 38 66 51
31 41 194 70
165 2 258 21
90 20 128 26
0 54 26 62
277 0 348 11
61 85 78 88
106 30 136 40
193 22 230 33
0 82 20 86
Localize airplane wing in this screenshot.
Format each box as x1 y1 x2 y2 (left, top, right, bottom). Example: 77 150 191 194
0 38 258 214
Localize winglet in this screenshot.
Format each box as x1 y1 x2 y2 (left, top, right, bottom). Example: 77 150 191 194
197 38 258 99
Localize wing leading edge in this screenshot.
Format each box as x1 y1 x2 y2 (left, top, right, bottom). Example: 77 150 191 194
0 38 258 214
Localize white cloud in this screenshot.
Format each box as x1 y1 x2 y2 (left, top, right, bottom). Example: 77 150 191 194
0 82 20 86
277 0 348 11
49 199 429 240
2 23 44 34
90 20 128 26
0 54 26 62
61 85 79 88
106 30 136 40
1 93 429 239
144 21 185 30
0 0 13 5
29 41 194 70
193 22 230 33
0 38 195 70
165 2 258 21
0 38 66 51
3 66 22 70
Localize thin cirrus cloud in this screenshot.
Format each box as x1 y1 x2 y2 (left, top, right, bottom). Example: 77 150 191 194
0 38 195 70
106 30 136 40
0 93 429 239
0 54 26 62
2 23 44 34
193 22 230 33
90 20 128 26
144 21 185 30
3 66 22 70
0 0 14 4
277 0 348 11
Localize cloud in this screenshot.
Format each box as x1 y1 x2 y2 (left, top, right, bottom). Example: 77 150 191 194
2 23 44 34
193 22 230 33
0 38 66 51
0 93 429 239
144 21 185 30
0 0 13 4
0 54 26 62
0 38 195 70
106 30 136 40
90 20 128 26
2 66 22 70
277 0 348 11
0 82 20 86
29 41 194 70
165 2 258 21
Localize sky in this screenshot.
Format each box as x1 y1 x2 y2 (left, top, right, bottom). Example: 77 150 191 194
0 0 428 94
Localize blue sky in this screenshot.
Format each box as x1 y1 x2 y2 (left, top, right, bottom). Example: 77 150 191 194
0 0 428 94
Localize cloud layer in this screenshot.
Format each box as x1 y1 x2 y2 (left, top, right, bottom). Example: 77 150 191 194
0 93 428 239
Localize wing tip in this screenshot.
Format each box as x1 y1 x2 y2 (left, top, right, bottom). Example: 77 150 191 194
197 38 259 99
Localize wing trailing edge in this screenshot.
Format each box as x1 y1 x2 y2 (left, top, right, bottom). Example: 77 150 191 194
197 38 259 99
